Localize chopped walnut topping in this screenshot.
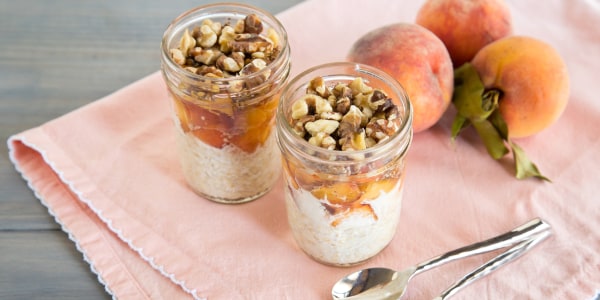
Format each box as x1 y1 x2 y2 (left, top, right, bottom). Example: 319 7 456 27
307 76 331 98
309 132 337 150
234 19 245 33
289 76 401 151
338 105 363 137
216 54 244 73
192 48 222 65
198 24 218 48
196 65 224 77
179 29 196 57
218 25 236 53
168 13 281 88
349 77 373 95
334 97 351 115
240 58 270 89
266 28 280 49
305 119 339 136
291 97 309 119
292 115 316 137
202 19 222 36
244 14 263 34
170 49 186 65
340 130 367 151
232 34 272 54
320 111 343 121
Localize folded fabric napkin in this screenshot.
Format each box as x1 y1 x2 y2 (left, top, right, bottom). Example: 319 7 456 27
8 0 600 299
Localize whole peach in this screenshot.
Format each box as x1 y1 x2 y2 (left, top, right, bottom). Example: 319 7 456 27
347 23 453 133
471 36 570 138
416 0 512 67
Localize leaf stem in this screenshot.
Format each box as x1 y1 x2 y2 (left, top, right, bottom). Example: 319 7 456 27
451 64 550 181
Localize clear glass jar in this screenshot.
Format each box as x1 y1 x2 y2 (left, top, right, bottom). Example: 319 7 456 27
160 3 290 204
276 62 413 266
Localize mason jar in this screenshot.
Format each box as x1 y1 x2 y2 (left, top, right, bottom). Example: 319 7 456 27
276 62 413 266
160 3 290 203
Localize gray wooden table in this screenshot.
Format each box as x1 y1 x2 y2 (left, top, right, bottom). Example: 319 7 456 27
0 1 304 298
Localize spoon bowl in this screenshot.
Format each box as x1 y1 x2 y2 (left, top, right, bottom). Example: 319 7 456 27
332 267 414 299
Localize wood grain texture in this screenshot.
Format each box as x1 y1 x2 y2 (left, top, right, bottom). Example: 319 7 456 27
0 231 108 300
0 0 304 298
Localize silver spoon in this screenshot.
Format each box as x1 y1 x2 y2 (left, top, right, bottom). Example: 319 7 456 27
434 229 552 299
331 218 551 300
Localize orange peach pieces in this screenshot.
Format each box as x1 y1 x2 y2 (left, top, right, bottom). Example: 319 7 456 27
311 182 362 204
359 178 399 201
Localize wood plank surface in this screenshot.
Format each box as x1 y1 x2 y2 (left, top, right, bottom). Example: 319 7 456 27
0 0 304 298
0 231 109 300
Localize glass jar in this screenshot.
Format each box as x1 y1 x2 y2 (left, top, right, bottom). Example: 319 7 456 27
276 62 413 266
160 3 291 203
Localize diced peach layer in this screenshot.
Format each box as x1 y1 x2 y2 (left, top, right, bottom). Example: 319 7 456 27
171 94 279 153
358 178 397 201
285 159 401 205
192 128 226 149
284 157 402 225
311 182 363 204
309 178 399 205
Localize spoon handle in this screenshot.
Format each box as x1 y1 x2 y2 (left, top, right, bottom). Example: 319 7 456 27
414 218 550 275
434 230 552 300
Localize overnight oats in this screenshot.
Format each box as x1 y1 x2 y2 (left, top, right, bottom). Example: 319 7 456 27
276 63 413 266
160 4 290 203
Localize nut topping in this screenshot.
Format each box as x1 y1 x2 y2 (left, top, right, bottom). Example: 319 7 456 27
240 58 270 89
307 76 331 98
289 76 401 151
291 98 309 119
179 29 196 57
334 97 351 115
309 132 337 150
305 119 339 136
244 14 263 34
216 53 244 73
192 48 222 65
292 115 316 137
169 13 281 86
232 33 272 54
197 24 218 48
170 49 186 65
338 105 363 137
218 26 236 53
349 77 373 95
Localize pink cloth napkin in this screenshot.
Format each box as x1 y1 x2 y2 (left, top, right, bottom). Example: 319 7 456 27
8 0 600 299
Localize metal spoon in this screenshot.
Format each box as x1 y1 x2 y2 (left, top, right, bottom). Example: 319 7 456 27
331 218 551 300
434 229 552 299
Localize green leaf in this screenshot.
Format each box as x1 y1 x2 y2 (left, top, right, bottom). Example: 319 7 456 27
489 110 509 140
510 142 551 181
451 114 470 140
450 63 551 182
453 63 497 122
472 120 509 160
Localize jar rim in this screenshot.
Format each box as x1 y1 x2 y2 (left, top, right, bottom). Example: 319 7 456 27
277 62 413 165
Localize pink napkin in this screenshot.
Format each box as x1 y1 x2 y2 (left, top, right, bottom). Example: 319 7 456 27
8 0 600 299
